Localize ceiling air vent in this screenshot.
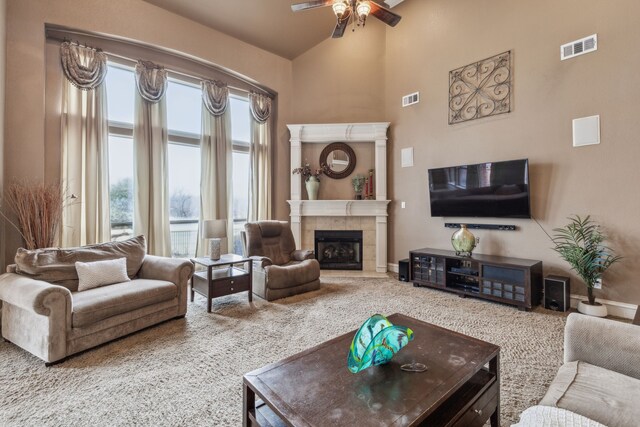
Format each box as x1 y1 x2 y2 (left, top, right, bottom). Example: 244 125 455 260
561 34 597 60
402 92 419 107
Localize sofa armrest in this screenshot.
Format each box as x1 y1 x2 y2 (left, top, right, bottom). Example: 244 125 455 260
139 256 194 317
564 312 640 380
138 255 194 286
0 273 71 317
250 255 273 269
0 273 71 363
292 250 314 261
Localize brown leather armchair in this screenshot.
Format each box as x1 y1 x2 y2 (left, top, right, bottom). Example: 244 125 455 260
242 221 320 301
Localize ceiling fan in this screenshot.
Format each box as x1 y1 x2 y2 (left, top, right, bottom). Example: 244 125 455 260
291 0 402 38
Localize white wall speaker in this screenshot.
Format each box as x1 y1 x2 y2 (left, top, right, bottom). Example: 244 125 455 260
572 115 600 147
401 147 414 167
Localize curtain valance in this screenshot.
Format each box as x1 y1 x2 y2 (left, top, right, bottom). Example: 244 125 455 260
202 80 229 117
135 60 168 103
60 42 107 90
249 92 272 123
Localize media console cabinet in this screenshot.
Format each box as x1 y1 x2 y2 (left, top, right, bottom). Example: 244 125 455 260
410 248 542 311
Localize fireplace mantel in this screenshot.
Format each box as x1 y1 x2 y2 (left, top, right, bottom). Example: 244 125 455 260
287 122 391 273
287 200 390 217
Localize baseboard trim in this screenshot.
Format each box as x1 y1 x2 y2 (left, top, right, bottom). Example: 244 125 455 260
569 294 637 319
387 262 637 319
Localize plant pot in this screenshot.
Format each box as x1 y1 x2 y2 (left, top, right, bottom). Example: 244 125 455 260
577 300 608 317
305 177 320 200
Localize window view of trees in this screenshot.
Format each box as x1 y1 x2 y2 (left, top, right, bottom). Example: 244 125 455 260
105 63 252 258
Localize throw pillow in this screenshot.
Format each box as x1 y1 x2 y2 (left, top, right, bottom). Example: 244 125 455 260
75 257 130 292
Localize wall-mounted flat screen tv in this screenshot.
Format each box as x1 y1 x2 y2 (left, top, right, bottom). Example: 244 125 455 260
428 159 531 218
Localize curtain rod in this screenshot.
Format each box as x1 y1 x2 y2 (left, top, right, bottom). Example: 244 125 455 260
45 27 275 98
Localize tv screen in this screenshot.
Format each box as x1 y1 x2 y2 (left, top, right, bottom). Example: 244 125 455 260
428 159 531 218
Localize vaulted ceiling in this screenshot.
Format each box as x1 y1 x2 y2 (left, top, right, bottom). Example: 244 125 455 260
143 0 404 59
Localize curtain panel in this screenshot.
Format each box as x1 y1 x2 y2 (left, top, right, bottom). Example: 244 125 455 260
60 42 111 247
248 92 272 222
197 80 233 256
133 60 172 256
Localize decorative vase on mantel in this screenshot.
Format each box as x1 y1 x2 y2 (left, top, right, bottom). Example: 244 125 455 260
451 224 477 257
306 177 320 200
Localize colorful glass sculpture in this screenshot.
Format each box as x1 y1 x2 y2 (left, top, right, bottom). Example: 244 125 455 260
347 314 414 373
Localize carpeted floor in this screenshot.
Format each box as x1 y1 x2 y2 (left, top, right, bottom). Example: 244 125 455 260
0 275 567 426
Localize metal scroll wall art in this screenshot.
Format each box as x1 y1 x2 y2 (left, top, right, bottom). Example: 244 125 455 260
449 50 512 125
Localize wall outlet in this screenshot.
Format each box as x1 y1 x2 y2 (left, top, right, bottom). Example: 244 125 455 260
401 201 406 209
594 278 602 289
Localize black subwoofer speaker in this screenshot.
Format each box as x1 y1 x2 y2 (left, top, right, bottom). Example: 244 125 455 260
544 275 570 311
398 259 410 282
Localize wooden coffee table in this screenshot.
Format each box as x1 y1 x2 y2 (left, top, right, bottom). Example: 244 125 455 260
243 314 500 427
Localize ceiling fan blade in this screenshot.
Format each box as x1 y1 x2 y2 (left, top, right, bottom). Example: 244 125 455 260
291 0 334 12
369 2 402 27
332 16 350 38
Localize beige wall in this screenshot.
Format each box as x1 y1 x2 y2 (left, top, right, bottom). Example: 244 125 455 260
292 19 387 124
384 0 640 304
4 0 293 265
291 0 640 305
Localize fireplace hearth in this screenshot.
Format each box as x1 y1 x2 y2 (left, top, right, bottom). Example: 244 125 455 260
315 230 363 270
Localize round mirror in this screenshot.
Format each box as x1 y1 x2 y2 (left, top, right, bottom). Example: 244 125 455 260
320 142 356 179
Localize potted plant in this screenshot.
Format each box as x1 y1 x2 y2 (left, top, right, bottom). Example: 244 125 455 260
292 162 326 200
550 215 621 317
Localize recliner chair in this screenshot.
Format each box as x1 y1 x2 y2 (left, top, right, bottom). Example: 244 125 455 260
242 221 320 301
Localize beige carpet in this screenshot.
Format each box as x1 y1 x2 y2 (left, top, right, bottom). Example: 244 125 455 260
0 276 567 426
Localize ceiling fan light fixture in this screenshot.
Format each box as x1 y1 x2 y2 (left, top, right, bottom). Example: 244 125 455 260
332 1 349 19
356 1 371 20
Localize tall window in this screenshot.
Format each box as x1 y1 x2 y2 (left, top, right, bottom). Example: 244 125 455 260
166 79 202 258
106 64 135 241
105 62 252 258
230 96 251 254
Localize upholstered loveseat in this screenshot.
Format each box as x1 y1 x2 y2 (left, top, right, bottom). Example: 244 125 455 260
0 236 194 364
513 313 640 426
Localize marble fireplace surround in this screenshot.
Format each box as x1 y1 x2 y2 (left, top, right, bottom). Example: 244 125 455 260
287 123 391 273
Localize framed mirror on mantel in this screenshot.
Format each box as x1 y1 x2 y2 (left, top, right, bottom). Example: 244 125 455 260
320 142 356 179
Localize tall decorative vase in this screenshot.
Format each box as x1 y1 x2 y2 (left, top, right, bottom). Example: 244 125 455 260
451 224 476 257
306 177 320 200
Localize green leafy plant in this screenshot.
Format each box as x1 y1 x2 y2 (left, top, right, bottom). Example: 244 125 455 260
551 215 621 305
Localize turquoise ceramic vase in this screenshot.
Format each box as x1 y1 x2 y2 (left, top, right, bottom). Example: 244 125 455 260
451 224 476 257
347 314 414 373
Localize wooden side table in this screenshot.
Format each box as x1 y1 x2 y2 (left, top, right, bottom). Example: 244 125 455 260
190 254 253 312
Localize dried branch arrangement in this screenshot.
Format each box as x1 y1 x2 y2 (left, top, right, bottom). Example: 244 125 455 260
2 181 65 249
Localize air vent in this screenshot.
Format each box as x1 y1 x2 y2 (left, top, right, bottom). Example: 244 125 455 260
402 92 419 107
561 34 597 60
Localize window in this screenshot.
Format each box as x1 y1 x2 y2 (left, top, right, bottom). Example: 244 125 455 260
105 62 252 258
230 96 251 255
106 64 135 241
166 79 202 258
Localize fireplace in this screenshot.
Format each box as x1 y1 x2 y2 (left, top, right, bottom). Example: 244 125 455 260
314 230 363 270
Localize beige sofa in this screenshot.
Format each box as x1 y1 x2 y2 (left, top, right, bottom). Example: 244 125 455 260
242 221 320 301
0 236 194 365
513 313 640 426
